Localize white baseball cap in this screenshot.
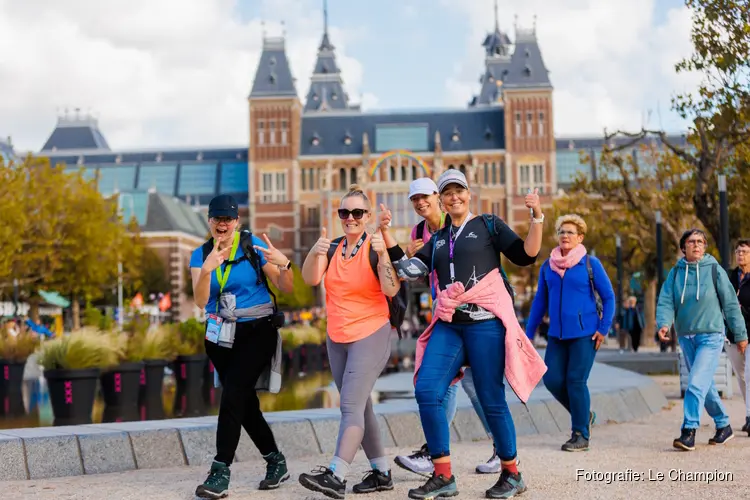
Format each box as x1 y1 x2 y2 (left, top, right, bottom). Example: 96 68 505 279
408 178 439 200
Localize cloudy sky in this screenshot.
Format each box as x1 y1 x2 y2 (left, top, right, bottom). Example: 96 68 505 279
0 0 700 152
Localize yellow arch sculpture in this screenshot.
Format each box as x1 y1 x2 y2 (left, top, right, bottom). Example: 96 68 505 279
368 150 431 178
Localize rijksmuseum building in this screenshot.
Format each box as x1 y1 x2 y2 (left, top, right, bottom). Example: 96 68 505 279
29 10 677 319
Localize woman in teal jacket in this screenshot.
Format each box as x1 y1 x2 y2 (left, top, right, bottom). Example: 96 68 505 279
525 214 615 452
656 228 748 451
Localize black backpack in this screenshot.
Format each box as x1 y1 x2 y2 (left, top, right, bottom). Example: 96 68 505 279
201 230 280 315
326 237 409 338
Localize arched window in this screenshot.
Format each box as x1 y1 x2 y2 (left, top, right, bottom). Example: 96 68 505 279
390 166 396 181
349 167 357 185
448 164 455 170
412 165 418 180
339 168 346 189
400 166 406 181
459 164 466 175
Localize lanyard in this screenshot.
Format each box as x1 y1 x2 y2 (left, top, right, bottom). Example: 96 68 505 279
215 232 240 311
448 212 473 282
341 233 367 259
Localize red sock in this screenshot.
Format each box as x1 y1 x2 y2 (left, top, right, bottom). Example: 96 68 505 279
502 461 518 474
434 460 452 478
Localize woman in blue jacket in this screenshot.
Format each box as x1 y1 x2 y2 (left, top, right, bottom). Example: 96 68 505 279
525 214 615 452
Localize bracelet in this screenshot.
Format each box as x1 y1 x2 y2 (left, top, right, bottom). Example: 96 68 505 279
531 213 545 224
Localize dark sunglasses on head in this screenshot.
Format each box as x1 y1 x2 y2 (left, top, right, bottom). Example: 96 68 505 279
338 208 368 220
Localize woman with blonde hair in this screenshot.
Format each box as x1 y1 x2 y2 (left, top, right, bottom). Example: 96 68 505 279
525 214 615 452
299 184 400 499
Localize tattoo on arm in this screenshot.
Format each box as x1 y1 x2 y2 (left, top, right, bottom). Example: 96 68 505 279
381 264 396 288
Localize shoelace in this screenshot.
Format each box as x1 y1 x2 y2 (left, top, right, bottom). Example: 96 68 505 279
204 469 226 487
360 470 379 483
265 461 284 479
422 474 447 490
309 465 335 477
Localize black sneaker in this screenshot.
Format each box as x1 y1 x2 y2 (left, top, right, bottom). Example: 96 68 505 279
259 451 290 490
741 416 750 435
708 425 734 445
408 473 458 499
394 443 434 477
673 428 696 451
486 469 527 499
561 432 589 452
352 469 394 494
299 467 346 499
195 461 230 499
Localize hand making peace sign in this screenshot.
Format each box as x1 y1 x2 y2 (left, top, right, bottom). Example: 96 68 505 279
201 236 233 272
253 234 291 267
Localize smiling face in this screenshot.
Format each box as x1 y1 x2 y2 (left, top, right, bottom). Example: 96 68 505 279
439 184 470 220
338 195 370 236
410 193 440 219
210 216 238 241
557 223 584 252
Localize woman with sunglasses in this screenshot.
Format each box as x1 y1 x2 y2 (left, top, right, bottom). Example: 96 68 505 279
525 214 615 453
190 195 296 499
299 184 401 499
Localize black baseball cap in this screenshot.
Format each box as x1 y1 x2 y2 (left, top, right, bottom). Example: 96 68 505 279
208 194 239 219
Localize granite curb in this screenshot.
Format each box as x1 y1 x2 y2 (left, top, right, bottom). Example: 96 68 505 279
0 367 668 481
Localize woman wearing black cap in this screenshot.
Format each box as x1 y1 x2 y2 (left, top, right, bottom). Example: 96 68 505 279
190 194 296 499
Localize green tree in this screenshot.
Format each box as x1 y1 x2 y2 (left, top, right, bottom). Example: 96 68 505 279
611 0 750 244
0 159 27 296
268 264 315 309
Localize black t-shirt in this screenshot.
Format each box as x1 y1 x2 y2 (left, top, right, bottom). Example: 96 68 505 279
414 215 535 323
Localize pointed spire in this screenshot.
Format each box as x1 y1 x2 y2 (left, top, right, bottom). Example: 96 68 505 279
494 0 499 32
319 0 334 51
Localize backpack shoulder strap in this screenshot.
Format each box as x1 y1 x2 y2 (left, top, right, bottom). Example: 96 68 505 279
201 238 214 263
325 237 345 271
713 263 723 309
368 245 380 279
586 255 595 290
239 230 279 311
415 220 426 240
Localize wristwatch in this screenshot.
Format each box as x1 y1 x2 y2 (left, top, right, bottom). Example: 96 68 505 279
279 260 292 271
531 213 545 224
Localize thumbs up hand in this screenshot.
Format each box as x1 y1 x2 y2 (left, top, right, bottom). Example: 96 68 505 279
371 230 387 256
377 203 392 231
313 227 332 257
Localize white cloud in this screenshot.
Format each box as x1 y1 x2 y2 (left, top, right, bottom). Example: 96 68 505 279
443 0 702 136
0 0 371 152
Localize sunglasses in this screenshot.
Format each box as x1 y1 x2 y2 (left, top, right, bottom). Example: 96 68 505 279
211 217 237 224
338 208 368 220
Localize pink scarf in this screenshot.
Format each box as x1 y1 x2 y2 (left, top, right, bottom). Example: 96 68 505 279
549 245 587 277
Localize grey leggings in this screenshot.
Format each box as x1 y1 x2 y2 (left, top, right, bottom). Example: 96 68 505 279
326 322 392 463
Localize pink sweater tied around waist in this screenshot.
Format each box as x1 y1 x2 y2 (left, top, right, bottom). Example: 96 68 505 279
413 268 547 404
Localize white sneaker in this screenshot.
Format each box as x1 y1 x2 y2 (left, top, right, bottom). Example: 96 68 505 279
475 451 520 474
394 444 433 477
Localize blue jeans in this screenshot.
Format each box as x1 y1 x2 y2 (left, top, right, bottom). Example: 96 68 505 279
679 333 729 429
461 368 492 438
443 384 458 424
543 335 597 439
415 319 516 461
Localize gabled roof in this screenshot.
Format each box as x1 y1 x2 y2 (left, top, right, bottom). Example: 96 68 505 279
40 114 110 153
116 190 209 239
249 37 297 98
299 107 505 156
0 137 14 163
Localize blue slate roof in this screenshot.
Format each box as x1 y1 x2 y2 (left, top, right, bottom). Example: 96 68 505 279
304 27 352 113
0 138 14 163
503 29 551 89
40 116 110 152
300 107 505 156
249 37 297 98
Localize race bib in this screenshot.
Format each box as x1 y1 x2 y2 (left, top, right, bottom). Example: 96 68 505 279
205 314 223 344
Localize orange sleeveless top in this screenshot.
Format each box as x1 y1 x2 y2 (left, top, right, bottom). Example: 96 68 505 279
324 234 390 343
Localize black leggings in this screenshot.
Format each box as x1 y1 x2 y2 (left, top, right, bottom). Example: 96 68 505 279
205 317 279 465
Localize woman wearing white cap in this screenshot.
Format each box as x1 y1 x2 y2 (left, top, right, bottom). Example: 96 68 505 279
384 169 545 499
385 178 502 477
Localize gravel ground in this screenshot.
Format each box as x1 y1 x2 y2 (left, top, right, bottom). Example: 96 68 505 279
3 375 750 500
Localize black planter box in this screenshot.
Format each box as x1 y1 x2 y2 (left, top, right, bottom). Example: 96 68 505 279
44 368 100 426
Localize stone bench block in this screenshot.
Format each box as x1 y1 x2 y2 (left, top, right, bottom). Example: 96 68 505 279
178 424 218 466
270 420 321 458
545 399 571 432
590 390 633 424
66 426 136 475
309 416 341 455
382 411 424 448
1 428 82 479
620 387 652 419
129 428 186 470
0 434 27 480
638 382 668 414
526 401 561 435
452 407 489 443
509 404 538 436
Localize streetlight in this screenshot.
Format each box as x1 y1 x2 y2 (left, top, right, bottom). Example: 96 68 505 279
655 211 663 294
718 174 730 271
12 278 19 318
615 234 623 324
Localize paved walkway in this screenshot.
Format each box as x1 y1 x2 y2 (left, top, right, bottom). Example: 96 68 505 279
2 376 749 499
